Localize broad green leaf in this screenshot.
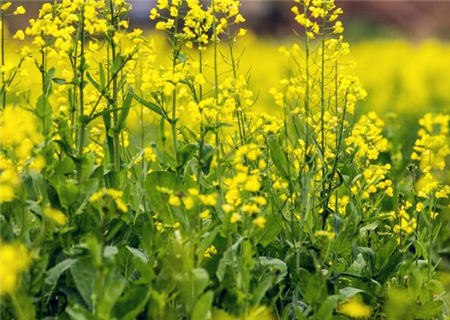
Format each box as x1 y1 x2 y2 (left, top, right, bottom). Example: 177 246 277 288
116 247 136 281
251 277 272 305
97 268 125 319
217 238 243 282
113 285 151 320
46 258 77 287
192 291 214 320
257 256 288 284
70 258 96 311
339 287 365 299
316 295 339 320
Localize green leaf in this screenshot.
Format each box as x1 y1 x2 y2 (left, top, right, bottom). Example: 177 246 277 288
36 94 52 120
46 258 77 287
115 90 133 133
197 227 219 265
130 91 165 118
65 305 96 320
192 291 214 320
44 67 56 94
339 287 365 299
112 54 125 75
375 238 398 273
347 253 367 275
251 277 272 305
86 72 101 94
113 285 151 320
77 115 92 126
333 210 359 255
53 78 72 85
254 202 282 247
178 268 210 314
99 63 106 89
411 300 443 319
257 256 288 284
180 144 198 167
268 135 290 180
116 247 136 281
145 171 185 213
217 238 243 282
70 258 96 311
316 295 339 320
97 268 125 319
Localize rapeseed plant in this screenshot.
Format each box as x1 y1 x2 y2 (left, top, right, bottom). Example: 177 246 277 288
0 0 449 319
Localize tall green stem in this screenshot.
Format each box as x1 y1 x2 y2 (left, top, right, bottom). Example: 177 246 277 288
109 0 120 171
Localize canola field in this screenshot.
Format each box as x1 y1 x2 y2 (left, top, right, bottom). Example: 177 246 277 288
1 0 449 319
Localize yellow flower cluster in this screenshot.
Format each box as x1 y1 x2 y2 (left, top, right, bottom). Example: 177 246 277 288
221 144 267 227
151 0 245 49
291 0 343 40
387 201 417 235
412 113 449 172
0 107 44 203
89 188 128 212
412 113 450 201
352 164 393 199
136 147 158 163
203 245 218 258
345 112 388 161
0 242 31 295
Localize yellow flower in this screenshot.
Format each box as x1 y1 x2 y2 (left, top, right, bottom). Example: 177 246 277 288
237 28 247 37
115 199 128 212
252 216 267 228
0 184 15 203
199 194 217 206
244 175 261 192
13 5 26 15
1 2 11 11
338 297 371 318
13 30 25 41
30 155 46 171
194 74 206 85
44 207 68 225
204 245 217 258
0 242 31 295
416 202 424 212
333 21 344 34
242 203 259 214
199 209 211 219
183 196 194 210
230 212 241 223
169 195 181 207
188 188 199 196
254 196 267 206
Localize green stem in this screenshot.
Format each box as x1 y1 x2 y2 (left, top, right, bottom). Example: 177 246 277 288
78 8 86 157
171 11 180 169
109 0 120 171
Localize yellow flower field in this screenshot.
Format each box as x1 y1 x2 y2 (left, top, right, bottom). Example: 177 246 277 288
0 0 449 319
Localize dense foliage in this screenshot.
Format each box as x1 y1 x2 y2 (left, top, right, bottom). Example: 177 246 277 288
0 0 449 319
